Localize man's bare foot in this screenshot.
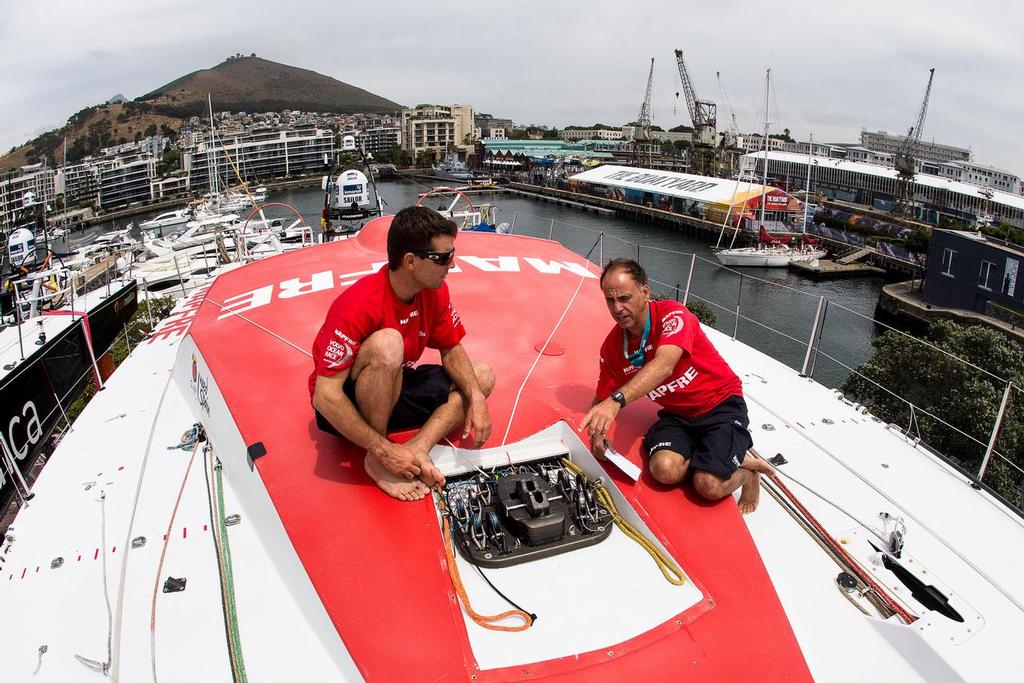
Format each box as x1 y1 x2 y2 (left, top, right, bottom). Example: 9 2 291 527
364 455 430 501
738 472 761 514
741 453 775 475
406 442 445 490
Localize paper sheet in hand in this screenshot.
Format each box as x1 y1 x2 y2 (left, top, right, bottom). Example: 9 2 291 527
603 444 641 482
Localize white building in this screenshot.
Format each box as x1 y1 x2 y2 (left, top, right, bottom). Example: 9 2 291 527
740 135 787 154
560 128 625 142
184 127 335 189
860 129 971 164
400 104 476 161
937 161 1021 195
1 164 57 228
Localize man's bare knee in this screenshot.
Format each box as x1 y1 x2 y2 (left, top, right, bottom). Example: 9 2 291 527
649 450 687 485
692 471 727 500
473 361 496 396
357 329 404 372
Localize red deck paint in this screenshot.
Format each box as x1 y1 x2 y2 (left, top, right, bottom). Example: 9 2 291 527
187 218 811 682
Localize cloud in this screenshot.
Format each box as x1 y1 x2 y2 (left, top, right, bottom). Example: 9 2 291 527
1 0 1021 174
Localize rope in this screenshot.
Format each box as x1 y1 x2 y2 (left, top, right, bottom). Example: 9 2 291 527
746 392 1024 616
207 450 248 682
759 473 898 620
200 298 312 358
149 433 203 683
500 234 601 446
437 497 533 632
761 466 917 624
111 370 177 681
561 459 686 586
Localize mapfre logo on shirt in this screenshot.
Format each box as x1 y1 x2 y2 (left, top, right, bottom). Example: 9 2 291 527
661 311 685 337
323 329 358 368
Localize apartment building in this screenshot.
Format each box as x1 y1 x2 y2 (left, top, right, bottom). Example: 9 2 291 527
860 129 971 164
560 128 625 142
399 104 476 161
1 164 57 229
474 114 513 139
357 126 401 157
184 127 335 189
97 155 157 209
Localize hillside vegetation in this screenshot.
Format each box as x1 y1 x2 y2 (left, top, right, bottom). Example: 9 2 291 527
140 56 402 118
1 55 402 174
1 103 180 173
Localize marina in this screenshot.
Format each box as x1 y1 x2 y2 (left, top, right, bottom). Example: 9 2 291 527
3 10 1024 680
0 195 1021 681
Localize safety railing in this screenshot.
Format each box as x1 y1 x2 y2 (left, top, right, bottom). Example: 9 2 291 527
507 209 1024 512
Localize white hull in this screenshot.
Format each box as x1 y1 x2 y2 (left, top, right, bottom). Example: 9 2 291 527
716 247 792 267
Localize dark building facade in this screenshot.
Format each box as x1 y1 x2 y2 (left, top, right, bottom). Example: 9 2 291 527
923 229 1024 321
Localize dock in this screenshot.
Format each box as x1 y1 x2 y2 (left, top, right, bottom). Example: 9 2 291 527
788 258 887 279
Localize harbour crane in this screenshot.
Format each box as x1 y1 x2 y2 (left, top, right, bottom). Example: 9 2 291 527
632 57 655 168
891 68 935 219
674 48 717 175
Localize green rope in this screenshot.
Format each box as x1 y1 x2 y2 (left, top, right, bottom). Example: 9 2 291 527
213 455 248 683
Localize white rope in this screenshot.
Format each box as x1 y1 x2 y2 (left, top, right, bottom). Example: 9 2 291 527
110 370 176 681
500 242 598 446
201 298 312 358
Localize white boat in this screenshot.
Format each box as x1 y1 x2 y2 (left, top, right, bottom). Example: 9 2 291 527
139 208 193 234
715 243 795 267
1 208 1021 681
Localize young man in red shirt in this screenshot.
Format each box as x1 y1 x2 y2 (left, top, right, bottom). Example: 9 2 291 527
309 207 494 501
580 259 771 513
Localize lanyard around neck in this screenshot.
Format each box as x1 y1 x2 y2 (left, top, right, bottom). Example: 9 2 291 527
623 304 651 368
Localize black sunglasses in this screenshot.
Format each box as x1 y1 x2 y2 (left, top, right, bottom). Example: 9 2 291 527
412 248 456 266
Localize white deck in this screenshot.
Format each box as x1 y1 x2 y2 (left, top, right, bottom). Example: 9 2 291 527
1 289 1022 681
0 308 359 681
712 328 1024 681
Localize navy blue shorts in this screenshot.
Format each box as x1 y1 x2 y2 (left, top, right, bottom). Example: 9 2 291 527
315 364 453 435
641 395 753 479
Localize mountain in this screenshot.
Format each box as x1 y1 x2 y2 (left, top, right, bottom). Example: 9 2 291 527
0 56 403 173
140 55 403 117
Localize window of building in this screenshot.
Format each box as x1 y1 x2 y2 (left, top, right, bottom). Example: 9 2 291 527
979 260 995 290
941 248 956 276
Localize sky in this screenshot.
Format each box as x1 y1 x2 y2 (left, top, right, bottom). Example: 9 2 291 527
2 0 1022 174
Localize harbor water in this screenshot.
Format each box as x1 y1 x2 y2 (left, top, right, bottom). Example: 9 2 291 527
64 178 887 389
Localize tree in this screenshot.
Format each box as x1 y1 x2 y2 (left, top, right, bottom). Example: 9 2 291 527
904 225 931 254
842 320 1024 508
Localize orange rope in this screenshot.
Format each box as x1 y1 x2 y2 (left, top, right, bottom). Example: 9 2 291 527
440 504 533 632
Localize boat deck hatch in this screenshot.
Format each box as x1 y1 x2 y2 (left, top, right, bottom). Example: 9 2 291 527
441 455 613 569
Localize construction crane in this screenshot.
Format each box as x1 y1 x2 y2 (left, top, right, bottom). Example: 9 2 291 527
632 57 655 168
891 68 935 219
674 48 717 176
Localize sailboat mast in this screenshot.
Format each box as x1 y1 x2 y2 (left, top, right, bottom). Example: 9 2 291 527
804 132 813 234
207 94 219 200
759 68 770 225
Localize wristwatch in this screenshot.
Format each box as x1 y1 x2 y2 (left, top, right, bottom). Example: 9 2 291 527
610 390 627 408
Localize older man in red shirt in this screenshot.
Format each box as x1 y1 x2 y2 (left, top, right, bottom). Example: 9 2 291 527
581 259 771 513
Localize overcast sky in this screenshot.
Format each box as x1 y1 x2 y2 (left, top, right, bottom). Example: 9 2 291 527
2 1 1022 174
